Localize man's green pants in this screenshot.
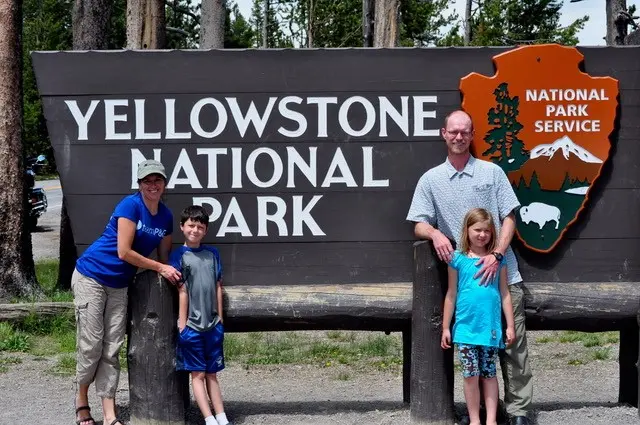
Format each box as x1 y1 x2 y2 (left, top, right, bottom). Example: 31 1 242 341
500 283 533 417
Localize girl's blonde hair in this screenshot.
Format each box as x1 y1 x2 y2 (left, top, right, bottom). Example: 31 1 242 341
460 208 497 253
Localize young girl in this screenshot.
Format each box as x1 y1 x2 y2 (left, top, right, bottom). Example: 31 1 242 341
440 208 516 425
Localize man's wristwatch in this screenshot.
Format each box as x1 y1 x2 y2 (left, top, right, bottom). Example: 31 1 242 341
492 252 504 262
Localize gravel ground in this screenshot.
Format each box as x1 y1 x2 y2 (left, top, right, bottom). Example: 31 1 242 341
0 331 637 425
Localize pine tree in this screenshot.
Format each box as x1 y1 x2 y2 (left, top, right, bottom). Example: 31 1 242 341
482 82 529 172
468 0 588 46
560 173 572 192
529 171 541 192
518 175 527 190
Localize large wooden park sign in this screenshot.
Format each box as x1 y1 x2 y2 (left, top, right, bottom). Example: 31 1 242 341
32 45 640 420
33 45 637 284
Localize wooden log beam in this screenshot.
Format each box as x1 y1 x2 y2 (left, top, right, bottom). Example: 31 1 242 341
2 281 640 332
223 282 412 332
0 302 73 320
522 282 640 331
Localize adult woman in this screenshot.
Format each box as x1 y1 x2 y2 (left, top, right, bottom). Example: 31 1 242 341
73 160 181 425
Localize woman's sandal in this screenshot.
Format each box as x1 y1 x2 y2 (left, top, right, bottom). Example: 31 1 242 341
109 420 125 425
74 406 95 425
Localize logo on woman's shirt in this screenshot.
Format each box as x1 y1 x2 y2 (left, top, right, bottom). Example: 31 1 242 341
137 220 167 238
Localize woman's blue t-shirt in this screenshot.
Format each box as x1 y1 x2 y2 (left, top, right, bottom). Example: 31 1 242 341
75 192 173 288
449 250 505 348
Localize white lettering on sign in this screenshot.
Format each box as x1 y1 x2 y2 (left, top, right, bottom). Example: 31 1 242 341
93 93 436 239
65 95 440 141
525 88 611 134
131 146 390 190
132 144 388 237
525 89 609 102
104 99 130 140
65 100 99 141
192 195 325 237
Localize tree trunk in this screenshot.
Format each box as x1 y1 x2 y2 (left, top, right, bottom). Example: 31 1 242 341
72 0 113 49
373 0 399 48
0 0 40 300
200 0 225 49
308 0 314 48
127 0 166 49
59 0 114 291
606 0 627 45
262 0 269 48
362 0 374 47
464 0 472 45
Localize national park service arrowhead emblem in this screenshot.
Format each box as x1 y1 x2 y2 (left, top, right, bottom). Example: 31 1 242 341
460 44 619 253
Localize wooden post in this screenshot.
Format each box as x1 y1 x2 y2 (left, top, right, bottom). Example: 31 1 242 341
620 325 639 406
410 241 454 425
127 271 186 425
638 308 640 417
402 327 411 404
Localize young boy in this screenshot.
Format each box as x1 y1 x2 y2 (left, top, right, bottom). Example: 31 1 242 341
170 205 232 425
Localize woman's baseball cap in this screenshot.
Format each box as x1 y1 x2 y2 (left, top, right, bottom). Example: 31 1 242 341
137 160 167 180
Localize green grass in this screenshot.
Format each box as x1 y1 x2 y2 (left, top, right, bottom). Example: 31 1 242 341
224 331 402 370
336 371 351 381
0 355 22 373
591 348 611 361
50 353 76 376
555 331 619 347
582 334 603 348
567 358 585 366
0 322 31 352
11 260 72 303
558 331 583 343
35 259 73 302
35 173 59 181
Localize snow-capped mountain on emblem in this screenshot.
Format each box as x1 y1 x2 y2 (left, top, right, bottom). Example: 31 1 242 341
530 135 603 164
507 135 603 192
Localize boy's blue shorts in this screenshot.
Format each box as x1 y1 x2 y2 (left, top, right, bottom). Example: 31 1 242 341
176 321 225 373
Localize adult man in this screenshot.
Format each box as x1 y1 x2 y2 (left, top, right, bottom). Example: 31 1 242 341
406 110 532 425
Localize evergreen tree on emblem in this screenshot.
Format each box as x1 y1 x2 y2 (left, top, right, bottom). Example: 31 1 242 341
483 82 529 172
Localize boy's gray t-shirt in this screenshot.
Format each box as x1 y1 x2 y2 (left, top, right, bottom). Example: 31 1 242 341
170 245 223 332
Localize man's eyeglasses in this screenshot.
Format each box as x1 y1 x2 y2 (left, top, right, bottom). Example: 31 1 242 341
445 130 473 139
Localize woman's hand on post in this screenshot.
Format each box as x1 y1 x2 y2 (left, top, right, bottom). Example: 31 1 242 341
159 264 181 284
441 329 452 349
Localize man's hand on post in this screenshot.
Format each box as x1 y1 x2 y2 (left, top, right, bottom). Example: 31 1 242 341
475 254 499 285
432 229 454 263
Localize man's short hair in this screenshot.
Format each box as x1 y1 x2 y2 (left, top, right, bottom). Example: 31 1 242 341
443 110 474 131
180 205 209 227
